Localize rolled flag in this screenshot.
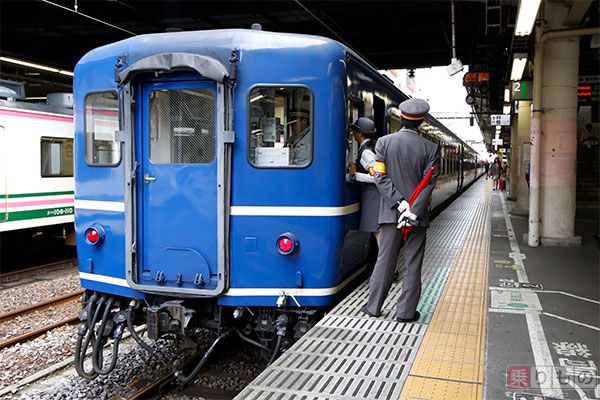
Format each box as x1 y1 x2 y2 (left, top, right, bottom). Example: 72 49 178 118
401 166 436 240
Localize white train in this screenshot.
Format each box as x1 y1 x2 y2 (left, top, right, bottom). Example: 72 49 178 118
0 92 74 248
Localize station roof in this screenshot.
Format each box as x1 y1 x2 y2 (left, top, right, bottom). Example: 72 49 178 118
1 0 598 150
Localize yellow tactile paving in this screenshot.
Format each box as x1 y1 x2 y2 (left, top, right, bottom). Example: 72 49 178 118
401 183 491 400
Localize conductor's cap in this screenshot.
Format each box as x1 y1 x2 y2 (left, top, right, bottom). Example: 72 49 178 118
288 108 309 119
399 98 429 121
351 117 376 136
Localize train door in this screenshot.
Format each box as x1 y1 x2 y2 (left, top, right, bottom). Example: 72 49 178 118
0 126 6 223
136 79 222 293
373 95 385 140
458 144 466 190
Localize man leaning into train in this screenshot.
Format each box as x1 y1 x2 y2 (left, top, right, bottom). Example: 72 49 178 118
359 98 439 323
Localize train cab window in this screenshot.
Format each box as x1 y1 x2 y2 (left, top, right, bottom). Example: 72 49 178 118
85 91 120 166
40 137 73 177
149 88 216 164
248 86 312 168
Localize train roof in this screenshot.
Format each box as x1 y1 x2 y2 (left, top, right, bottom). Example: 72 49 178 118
77 28 356 70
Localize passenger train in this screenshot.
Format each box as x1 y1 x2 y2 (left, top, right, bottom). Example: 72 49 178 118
0 92 75 264
73 28 484 379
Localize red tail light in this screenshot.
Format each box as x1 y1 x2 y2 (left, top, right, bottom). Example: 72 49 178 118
277 237 293 253
86 229 99 244
85 224 105 245
276 233 298 255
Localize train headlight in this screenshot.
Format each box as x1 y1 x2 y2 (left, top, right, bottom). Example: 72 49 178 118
276 232 298 255
85 224 105 245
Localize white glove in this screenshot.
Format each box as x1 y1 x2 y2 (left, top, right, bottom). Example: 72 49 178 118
396 208 418 229
397 219 410 229
397 200 410 214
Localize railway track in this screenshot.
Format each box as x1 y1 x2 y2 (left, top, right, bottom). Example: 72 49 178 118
127 336 267 400
0 258 78 285
0 290 83 349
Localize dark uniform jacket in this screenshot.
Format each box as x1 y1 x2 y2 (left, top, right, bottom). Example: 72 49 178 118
374 128 439 227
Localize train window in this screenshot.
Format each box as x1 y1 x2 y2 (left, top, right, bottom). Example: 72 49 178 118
149 88 216 164
248 86 312 168
40 137 73 177
85 91 120 166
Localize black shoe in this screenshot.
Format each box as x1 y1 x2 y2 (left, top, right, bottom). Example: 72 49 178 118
397 311 420 323
360 305 380 318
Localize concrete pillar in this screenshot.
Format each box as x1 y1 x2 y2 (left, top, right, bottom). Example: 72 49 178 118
538 2 581 246
514 101 531 215
508 110 519 200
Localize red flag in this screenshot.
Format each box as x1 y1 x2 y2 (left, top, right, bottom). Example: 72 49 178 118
401 166 435 240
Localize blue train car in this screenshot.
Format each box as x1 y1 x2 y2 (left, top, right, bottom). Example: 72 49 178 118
73 28 482 379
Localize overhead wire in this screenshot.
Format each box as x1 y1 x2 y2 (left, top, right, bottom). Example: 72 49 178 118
39 0 137 36
293 0 350 48
293 0 385 72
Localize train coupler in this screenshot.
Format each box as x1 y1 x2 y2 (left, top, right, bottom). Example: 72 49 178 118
146 300 195 340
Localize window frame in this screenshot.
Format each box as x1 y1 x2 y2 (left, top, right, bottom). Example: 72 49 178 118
84 90 122 167
40 136 73 178
246 84 314 169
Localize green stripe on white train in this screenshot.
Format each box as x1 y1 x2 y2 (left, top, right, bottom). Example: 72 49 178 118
0 206 74 222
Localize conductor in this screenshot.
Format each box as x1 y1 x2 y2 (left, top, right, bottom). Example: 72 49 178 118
360 98 439 322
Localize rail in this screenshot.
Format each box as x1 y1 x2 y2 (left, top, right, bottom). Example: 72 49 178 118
0 290 83 349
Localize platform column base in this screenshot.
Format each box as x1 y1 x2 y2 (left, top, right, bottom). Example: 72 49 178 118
522 233 582 247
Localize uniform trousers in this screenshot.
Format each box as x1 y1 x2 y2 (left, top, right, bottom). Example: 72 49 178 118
365 223 427 319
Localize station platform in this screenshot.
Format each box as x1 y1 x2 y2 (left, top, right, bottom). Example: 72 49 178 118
235 178 599 400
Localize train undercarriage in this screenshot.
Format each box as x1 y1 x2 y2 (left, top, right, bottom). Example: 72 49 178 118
75 290 321 384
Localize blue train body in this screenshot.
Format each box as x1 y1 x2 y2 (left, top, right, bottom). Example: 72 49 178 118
73 28 483 377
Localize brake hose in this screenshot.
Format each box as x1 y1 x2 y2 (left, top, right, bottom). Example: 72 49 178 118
175 329 234 386
92 297 117 375
75 295 105 379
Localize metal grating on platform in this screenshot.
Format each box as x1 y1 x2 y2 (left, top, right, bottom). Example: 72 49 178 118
236 180 488 400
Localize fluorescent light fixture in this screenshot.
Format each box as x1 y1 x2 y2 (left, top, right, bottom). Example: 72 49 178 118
0 56 73 77
26 97 47 100
515 0 542 36
503 105 511 114
504 88 510 102
510 54 528 81
250 94 264 103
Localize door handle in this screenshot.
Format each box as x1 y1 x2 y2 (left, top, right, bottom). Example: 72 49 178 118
143 174 156 183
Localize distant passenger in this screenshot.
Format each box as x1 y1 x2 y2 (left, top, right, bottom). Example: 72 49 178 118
348 117 381 244
360 98 439 323
490 158 502 190
288 108 311 166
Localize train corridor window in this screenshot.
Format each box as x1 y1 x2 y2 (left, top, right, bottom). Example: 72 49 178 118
248 86 312 168
149 89 216 164
40 137 73 177
85 91 120 166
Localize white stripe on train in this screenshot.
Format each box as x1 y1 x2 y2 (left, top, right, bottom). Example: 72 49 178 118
79 266 366 297
74 200 360 217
